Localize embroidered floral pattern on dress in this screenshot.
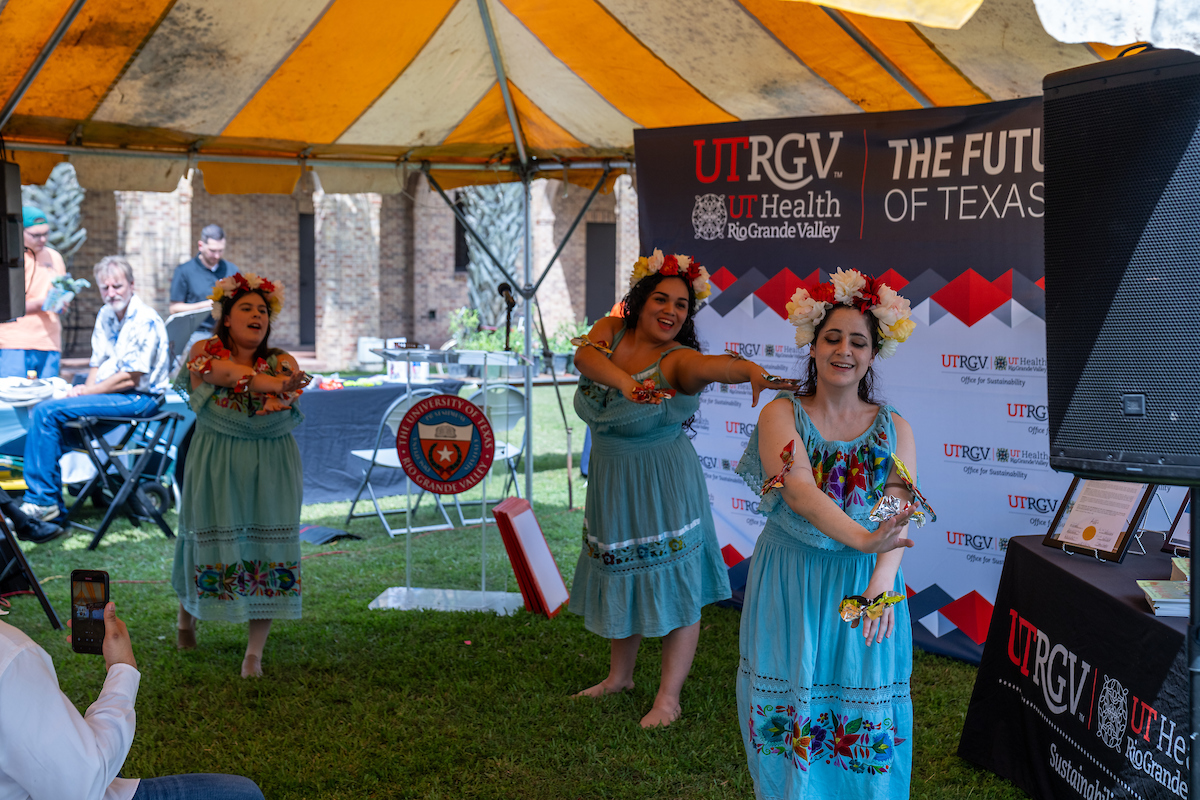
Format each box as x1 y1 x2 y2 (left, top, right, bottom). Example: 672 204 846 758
809 427 892 510
580 519 701 574
747 703 905 775
194 559 301 600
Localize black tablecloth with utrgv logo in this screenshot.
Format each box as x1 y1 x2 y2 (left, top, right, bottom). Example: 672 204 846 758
958 536 1188 800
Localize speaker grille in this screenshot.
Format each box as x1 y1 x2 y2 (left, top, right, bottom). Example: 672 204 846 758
1045 65 1200 466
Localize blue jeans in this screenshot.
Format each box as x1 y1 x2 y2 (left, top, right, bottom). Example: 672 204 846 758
22 392 161 510
131 773 264 800
0 349 60 379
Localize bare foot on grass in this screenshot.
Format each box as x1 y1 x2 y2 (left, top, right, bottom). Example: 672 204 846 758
640 701 681 728
572 679 634 698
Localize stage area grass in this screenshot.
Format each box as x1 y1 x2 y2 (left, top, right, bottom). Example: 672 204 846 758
8 386 1026 799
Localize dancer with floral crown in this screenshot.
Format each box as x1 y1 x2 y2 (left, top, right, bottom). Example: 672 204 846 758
734 268 933 799
171 273 310 678
569 250 799 727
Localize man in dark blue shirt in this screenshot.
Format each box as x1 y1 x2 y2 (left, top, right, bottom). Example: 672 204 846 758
169 223 237 348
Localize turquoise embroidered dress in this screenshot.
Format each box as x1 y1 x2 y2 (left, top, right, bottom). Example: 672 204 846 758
171 349 305 623
735 394 912 800
568 330 731 638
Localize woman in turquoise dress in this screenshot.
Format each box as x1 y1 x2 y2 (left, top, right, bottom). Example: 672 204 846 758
172 273 309 678
735 269 925 799
570 250 796 728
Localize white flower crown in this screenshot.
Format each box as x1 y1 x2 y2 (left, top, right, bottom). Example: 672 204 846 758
785 268 914 359
629 249 712 303
209 272 284 320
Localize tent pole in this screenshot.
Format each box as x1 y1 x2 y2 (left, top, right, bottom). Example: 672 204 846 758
476 0 528 168
423 167 522 290
820 8 936 109
0 0 89 131
523 173 534 501
530 167 610 296
3 141 631 173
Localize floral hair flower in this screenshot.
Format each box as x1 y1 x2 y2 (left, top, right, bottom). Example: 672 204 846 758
784 268 913 359
629 248 712 304
210 272 284 320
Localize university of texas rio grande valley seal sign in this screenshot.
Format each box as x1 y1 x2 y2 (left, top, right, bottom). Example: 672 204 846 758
396 394 495 494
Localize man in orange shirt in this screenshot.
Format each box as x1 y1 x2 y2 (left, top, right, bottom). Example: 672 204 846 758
0 206 67 378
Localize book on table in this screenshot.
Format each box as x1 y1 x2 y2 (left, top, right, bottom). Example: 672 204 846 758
1137 579 1190 617
1171 557 1190 583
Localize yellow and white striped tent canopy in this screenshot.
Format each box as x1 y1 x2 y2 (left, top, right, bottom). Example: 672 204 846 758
0 0 1130 194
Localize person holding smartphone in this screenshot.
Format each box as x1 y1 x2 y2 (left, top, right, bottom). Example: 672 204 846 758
0 600 264 799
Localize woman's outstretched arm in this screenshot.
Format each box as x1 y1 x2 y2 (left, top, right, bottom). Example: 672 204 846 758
664 349 796 406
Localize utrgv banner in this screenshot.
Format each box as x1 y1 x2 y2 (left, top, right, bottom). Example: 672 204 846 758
635 97 1072 663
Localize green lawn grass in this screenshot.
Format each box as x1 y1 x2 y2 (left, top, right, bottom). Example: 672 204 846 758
4 386 1027 799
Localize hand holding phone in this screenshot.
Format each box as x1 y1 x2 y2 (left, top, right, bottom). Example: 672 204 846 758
70 570 109 656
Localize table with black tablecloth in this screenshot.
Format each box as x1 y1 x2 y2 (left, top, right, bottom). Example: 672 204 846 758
293 380 463 504
958 535 1188 800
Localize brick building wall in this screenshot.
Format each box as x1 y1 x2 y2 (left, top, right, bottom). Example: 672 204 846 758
312 190 382 368
546 178 617 326
190 175 301 349
614 175 639 305
115 179 191 316
33 169 630 369
411 175 468 348
63 189 120 357
379 180 415 341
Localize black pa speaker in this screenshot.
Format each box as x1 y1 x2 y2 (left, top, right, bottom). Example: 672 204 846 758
0 161 24 323
1044 50 1200 484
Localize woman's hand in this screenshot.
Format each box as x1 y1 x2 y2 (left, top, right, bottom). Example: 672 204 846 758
279 369 311 394
746 365 800 407
861 603 896 646
864 505 916 553
621 379 665 405
256 394 295 415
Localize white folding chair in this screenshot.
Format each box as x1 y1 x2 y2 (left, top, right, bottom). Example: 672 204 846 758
346 388 454 535
468 385 526 499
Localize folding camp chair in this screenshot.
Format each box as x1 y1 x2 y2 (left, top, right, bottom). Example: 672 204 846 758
63 408 185 550
346 388 460 535
467 385 526 499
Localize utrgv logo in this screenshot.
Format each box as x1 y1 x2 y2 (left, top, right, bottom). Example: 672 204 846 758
732 497 761 513
1009 495 1059 514
942 354 991 371
947 531 1000 551
944 444 991 461
1007 403 1049 421
693 132 843 191
698 455 718 470
726 421 756 436
725 342 762 358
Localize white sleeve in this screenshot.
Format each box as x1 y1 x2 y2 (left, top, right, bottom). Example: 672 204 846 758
0 645 139 800
89 315 108 369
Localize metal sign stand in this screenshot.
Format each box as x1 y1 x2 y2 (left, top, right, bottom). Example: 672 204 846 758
368 348 524 615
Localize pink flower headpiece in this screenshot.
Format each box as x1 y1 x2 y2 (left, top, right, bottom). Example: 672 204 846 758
629 249 712 303
785 268 914 359
209 272 284 320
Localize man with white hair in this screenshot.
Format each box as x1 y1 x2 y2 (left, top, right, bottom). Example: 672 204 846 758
19 256 170 525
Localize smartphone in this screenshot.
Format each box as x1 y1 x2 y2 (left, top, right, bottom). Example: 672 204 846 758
70 570 109 655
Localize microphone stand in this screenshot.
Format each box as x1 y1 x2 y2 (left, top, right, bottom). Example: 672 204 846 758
498 283 517 352
504 301 514 352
